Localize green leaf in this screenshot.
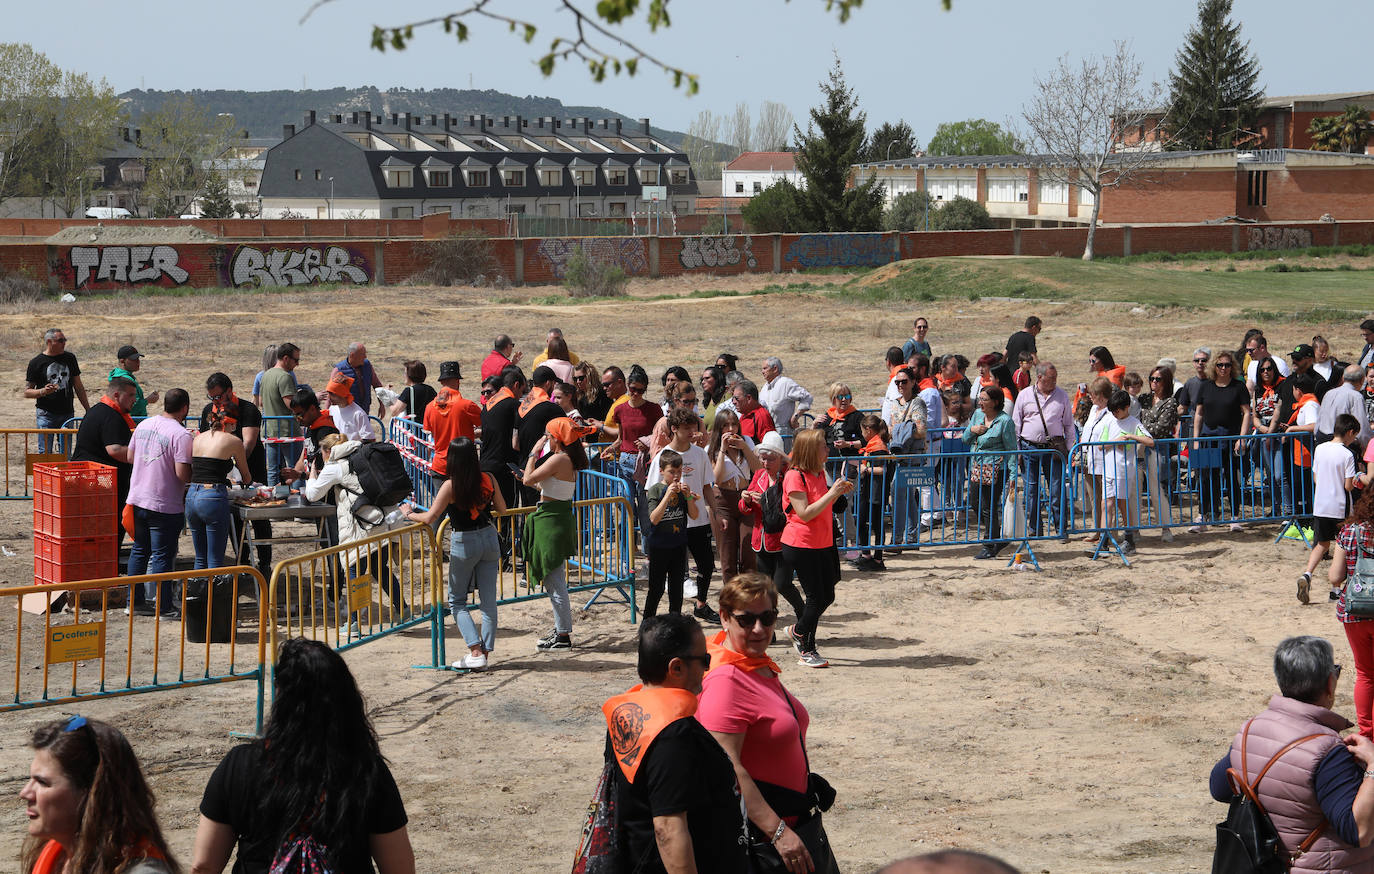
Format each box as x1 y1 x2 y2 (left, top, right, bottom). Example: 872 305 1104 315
625 58 638 76
370 26 387 51
523 24 537 43
539 54 555 76
390 29 406 50
456 21 468 41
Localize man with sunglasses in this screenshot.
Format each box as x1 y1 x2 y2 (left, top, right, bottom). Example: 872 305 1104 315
25 327 90 454
1174 346 1212 430
600 613 747 874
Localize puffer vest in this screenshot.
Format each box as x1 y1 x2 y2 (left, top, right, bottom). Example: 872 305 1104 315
1227 695 1374 873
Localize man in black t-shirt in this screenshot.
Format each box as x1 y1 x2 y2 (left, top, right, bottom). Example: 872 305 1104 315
1003 315 1042 369
70 377 137 536
24 327 90 453
200 372 273 570
516 366 569 505
603 614 747 874
480 366 525 507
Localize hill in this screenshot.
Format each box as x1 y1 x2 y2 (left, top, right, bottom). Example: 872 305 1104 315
116 86 692 145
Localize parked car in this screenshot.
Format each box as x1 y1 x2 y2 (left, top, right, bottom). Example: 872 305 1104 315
85 207 133 219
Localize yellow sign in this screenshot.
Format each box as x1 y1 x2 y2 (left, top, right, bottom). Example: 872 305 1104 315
348 574 374 613
46 622 105 664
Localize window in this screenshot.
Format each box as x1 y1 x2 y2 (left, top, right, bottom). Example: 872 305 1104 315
579 202 596 216
385 169 412 188
1247 170 1268 207
574 169 595 186
428 170 451 187
1038 179 1068 204
466 202 489 217
986 176 1028 203
640 167 659 184
314 169 322 181
391 206 414 218
607 169 627 186
508 204 526 214
1078 186 1095 205
503 169 525 186
468 170 489 187
672 200 688 214
85 166 103 181
670 169 689 185
607 202 627 216
735 181 745 193
752 181 762 194
541 203 562 216
927 176 975 202
540 168 562 186
317 206 328 218
293 169 301 181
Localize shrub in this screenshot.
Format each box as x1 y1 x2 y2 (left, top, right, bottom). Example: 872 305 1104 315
0 270 47 304
884 191 935 231
563 246 628 298
929 196 994 231
411 231 500 286
699 215 727 235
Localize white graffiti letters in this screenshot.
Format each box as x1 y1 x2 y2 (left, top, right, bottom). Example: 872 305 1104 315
70 246 187 288
679 236 757 270
230 246 369 287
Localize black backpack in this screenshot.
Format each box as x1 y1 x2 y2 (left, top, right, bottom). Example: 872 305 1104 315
1212 721 1326 874
344 442 413 507
760 476 788 535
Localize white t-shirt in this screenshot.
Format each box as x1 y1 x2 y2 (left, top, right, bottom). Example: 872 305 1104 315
1246 356 1291 385
1298 399 1319 430
1083 406 1113 475
647 443 715 528
1313 440 1357 520
1102 414 1147 483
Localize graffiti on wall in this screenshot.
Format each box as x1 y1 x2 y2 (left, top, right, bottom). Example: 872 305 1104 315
1247 227 1313 251
229 245 369 287
679 236 757 270
69 246 188 289
783 234 893 269
535 238 648 279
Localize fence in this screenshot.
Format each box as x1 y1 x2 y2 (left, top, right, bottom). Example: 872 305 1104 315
0 567 269 730
265 521 443 666
0 428 78 499
388 417 438 510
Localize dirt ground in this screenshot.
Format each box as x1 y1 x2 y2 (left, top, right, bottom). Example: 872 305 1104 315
0 269 1366 873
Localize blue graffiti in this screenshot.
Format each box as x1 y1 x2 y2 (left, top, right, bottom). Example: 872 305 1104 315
784 234 893 269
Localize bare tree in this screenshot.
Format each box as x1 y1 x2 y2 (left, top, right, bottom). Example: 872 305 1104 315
1018 41 1172 260
754 100 794 151
728 102 753 155
682 109 724 180
0 44 63 210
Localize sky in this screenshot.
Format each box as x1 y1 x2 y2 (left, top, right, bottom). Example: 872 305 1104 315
9 0 1374 144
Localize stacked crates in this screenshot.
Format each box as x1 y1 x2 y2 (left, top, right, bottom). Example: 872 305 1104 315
33 461 118 584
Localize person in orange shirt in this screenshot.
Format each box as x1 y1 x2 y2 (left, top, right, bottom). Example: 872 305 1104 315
423 361 481 484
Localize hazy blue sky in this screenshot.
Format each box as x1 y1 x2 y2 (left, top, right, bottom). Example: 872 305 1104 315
10 0 1373 142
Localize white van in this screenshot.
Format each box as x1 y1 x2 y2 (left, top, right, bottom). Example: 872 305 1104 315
84 207 133 219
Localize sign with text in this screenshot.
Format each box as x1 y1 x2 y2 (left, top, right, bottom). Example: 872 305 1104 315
892 466 937 489
46 621 105 664
348 574 374 613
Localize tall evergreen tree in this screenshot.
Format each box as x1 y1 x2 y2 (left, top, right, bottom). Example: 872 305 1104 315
1165 0 1263 151
792 56 885 232
860 121 918 164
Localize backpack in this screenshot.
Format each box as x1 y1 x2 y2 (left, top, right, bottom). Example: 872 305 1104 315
344 442 413 507
1212 721 1326 874
572 760 624 874
760 476 788 535
270 834 334 874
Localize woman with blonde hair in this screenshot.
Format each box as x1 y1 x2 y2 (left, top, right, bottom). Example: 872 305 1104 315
813 382 863 458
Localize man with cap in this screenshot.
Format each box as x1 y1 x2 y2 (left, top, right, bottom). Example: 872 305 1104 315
516 365 568 505
480 366 525 507
332 341 383 414
109 345 159 418
1272 344 1319 519
325 373 371 443
422 361 482 484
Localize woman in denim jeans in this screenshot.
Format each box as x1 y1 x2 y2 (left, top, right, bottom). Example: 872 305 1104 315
403 437 506 671
186 407 251 569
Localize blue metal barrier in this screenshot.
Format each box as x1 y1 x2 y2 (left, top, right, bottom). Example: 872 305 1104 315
388 417 438 510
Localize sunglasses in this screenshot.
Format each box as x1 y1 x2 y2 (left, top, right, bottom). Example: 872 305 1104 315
835 394 852 401
51 338 67 344
678 652 711 667
1216 362 1233 369
628 385 646 394
893 379 910 386
1148 376 1163 382
600 381 615 388
728 608 779 627
1193 358 1208 364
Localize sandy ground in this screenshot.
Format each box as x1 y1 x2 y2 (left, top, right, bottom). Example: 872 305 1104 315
0 269 1365 873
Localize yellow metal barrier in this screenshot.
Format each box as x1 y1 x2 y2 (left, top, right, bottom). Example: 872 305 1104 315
266 521 443 663
1 428 78 499
0 567 269 730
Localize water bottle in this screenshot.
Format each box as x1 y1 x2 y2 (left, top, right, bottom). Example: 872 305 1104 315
383 507 405 526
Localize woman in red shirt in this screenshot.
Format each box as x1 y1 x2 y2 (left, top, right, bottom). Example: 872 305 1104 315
777 429 854 669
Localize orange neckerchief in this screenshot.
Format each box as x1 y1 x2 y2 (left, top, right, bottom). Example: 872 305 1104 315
461 473 496 521
918 377 936 392
861 434 887 455
1104 365 1126 386
706 629 781 674
1287 393 1317 426
1289 393 1318 467
936 373 958 391
602 684 699 782
310 410 335 432
100 395 135 430
518 386 550 418
34 837 166 874
979 375 996 388
485 386 514 411
826 404 857 422
887 364 902 383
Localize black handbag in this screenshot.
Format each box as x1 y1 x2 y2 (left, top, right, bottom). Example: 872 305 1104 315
1212 720 1326 874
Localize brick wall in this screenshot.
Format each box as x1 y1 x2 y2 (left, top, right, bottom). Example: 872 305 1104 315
1097 170 1238 224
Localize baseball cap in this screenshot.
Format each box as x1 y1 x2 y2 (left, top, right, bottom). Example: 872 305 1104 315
1290 343 1315 361
117 345 141 360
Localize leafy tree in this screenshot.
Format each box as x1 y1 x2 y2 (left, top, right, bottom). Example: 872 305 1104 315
139 96 236 218
928 196 992 231
860 120 918 163
198 171 235 218
883 190 935 231
740 179 811 233
0 45 64 208
926 118 1020 156
792 56 885 232
1018 42 1173 260
1308 106 1374 153
1165 0 1263 150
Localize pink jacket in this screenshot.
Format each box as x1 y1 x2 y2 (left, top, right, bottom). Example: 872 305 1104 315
1227 695 1374 873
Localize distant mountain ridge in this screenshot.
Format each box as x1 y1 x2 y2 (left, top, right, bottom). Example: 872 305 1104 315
116 86 690 146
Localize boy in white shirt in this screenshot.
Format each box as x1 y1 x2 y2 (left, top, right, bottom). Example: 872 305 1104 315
1298 413 1361 604
646 408 719 622
1100 390 1155 555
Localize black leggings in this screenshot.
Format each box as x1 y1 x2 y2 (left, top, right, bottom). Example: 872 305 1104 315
778 543 839 651
644 545 688 617
685 525 715 603
755 548 803 619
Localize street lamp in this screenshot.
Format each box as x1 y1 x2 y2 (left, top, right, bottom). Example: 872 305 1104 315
328 176 334 219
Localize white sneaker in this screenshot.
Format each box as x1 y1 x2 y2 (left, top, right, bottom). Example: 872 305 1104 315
454 652 488 671
1161 529 1174 543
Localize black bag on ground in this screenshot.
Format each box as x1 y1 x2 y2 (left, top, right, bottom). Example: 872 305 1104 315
1212 722 1325 874
345 442 413 507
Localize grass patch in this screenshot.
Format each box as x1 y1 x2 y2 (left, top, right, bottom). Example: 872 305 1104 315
838 261 1065 304
1101 243 1374 265
1238 306 1367 323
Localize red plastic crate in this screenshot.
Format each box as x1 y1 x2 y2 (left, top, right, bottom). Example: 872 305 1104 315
35 555 117 585
34 508 116 538
33 461 117 507
34 533 117 564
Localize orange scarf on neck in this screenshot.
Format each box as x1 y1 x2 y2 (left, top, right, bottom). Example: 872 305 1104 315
861 434 887 455
918 377 935 392
602 685 699 783
826 404 857 422
212 389 239 432
1288 393 1318 467
485 386 514 411
518 386 550 418
706 629 781 674
100 395 134 430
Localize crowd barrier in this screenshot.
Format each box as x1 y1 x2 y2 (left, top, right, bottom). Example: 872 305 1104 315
265 521 443 667
388 417 438 510
0 567 269 731
1 428 78 499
